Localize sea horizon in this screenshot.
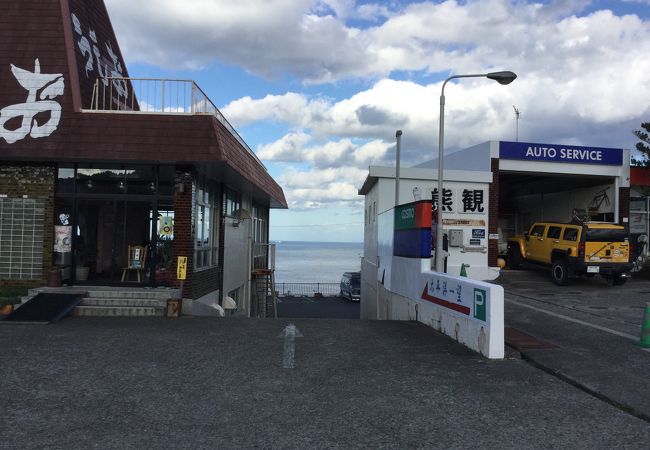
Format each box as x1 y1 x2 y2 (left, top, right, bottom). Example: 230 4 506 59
271 240 364 285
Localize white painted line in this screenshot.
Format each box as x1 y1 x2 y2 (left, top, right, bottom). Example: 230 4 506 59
278 323 303 369
506 298 639 342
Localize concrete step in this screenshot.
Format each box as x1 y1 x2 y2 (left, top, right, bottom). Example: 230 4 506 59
84 290 178 300
73 305 165 317
79 297 167 308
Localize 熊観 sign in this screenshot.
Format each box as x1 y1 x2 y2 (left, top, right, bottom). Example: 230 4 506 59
500 141 623 166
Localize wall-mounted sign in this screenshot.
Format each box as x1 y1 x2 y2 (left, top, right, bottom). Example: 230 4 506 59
0 59 64 144
177 256 187 280
499 141 623 166
471 229 485 239
469 238 481 246
433 188 487 214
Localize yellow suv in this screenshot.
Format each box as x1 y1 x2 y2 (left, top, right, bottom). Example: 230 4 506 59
507 221 632 285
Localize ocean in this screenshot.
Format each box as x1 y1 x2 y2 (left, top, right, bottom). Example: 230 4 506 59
272 241 363 284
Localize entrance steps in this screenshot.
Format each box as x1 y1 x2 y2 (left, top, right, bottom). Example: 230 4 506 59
25 287 180 318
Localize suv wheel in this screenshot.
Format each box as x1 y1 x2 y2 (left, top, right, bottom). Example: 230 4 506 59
508 246 522 269
612 275 627 286
551 259 569 286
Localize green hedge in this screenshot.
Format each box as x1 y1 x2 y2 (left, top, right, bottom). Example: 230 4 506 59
0 286 28 306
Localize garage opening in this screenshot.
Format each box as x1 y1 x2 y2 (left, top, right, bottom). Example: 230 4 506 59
497 172 617 256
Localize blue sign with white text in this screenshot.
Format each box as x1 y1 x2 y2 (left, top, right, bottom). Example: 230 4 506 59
472 229 485 239
499 141 622 166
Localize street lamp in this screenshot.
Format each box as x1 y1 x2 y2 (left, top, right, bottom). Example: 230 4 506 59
435 71 517 273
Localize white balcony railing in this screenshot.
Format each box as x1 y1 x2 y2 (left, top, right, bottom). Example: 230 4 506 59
89 77 264 167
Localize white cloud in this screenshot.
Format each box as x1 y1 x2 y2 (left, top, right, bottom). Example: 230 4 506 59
105 0 650 84
276 166 368 209
103 0 650 210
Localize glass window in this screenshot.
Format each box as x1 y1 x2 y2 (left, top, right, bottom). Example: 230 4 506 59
547 226 562 239
195 180 218 270
563 228 579 242
56 167 75 193
224 188 242 216
586 228 628 243
631 198 647 212
531 225 545 237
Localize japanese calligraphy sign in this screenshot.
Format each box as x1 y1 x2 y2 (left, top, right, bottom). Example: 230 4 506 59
68 1 133 110
420 272 493 323
432 188 487 214
0 59 64 144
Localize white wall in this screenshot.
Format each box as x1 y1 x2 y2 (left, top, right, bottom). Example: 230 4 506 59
370 256 504 359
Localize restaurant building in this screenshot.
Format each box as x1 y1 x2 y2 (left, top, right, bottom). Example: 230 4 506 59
0 0 287 316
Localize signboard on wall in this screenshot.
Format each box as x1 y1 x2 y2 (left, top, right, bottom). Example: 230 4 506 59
420 272 491 323
432 188 487 214
69 0 135 110
499 141 623 166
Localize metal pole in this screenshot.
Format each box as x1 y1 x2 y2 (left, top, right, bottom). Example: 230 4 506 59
436 74 490 272
435 89 446 272
395 130 403 207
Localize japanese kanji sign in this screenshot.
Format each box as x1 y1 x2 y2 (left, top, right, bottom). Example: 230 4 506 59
432 188 487 214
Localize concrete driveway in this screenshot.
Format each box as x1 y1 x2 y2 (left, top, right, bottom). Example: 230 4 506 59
495 268 650 424
2 315 649 449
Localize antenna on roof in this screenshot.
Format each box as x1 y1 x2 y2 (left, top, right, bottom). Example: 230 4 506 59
513 105 521 142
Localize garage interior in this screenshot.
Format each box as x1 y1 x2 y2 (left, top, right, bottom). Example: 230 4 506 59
497 171 617 255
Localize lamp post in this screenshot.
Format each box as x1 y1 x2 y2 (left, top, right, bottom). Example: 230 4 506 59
435 71 517 273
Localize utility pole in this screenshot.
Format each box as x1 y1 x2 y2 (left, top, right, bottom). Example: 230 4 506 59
513 105 520 142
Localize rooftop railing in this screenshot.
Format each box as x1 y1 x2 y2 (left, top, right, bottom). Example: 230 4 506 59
89 77 264 168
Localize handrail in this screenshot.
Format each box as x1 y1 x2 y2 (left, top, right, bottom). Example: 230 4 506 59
89 77 265 169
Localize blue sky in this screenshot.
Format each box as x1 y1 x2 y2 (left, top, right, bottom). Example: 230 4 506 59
104 0 650 242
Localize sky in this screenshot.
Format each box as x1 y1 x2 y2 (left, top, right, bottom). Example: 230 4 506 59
103 0 650 243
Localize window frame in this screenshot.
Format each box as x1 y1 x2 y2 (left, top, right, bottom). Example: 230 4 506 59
194 180 219 270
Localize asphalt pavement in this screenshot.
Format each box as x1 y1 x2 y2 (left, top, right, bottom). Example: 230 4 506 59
496 268 650 423
2 313 649 449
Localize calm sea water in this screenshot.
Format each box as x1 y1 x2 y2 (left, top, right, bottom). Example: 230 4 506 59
273 241 363 284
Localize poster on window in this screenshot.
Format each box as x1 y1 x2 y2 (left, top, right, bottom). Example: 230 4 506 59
159 216 174 237
54 226 72 253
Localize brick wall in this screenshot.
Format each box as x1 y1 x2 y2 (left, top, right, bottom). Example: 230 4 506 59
0 164 55 287
488 158 499 266
172 171 194 298
171 171 221 300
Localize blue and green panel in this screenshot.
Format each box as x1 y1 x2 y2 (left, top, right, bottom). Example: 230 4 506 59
394 200 432 258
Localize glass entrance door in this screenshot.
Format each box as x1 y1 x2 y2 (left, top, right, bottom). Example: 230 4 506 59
75 199 154 284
